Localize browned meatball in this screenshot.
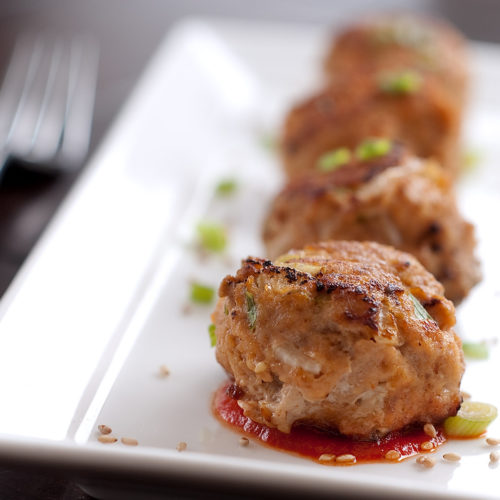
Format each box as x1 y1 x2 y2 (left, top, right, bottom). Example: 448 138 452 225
281 70 461 178
213 241 464 439
324 14 468 110
264 144 480 303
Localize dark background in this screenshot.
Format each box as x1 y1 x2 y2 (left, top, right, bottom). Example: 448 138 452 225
0 0 498 498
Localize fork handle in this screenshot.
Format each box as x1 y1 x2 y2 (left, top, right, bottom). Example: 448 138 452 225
0 150 10 182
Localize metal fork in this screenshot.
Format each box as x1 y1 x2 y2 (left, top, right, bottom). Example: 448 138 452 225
0 35 99 177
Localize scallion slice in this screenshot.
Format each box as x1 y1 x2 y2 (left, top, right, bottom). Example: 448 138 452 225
462 341 489 360
355 138 392 161
316 147 351 172
208 324 216 347
408 292 433 321
444 401 498 437
190 282 215 304
462 148 482 172
245 291 257 330
260 132 277 152
216 179 237 196
197 222 227 253
378 70 422 95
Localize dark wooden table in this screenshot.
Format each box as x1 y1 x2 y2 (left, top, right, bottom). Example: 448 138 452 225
0 0 498 498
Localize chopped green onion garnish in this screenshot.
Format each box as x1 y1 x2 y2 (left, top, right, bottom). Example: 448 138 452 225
317 147 351 172
197 222 227 253
245 291 257 330
462 341 489 360
462 148 483 172
260 132 277 152
190 282 215 304
408 292 433 321
378 70 422 95
216 179 237 196
208 324 216 347
444 401 497 437
355 138 392 161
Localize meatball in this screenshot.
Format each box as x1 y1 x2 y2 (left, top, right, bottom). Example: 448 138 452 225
213 241 464 439
281 70 461 178
264 144 480 303
324 14 468 110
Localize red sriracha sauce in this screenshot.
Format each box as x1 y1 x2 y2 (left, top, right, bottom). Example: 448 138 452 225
213 382 446 465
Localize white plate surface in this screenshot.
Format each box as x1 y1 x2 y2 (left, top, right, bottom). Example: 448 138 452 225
0 17 499 500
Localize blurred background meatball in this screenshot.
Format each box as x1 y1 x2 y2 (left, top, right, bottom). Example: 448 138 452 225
324 14 468 111
213 241 464 439
281 69 461 178
264 143 481 303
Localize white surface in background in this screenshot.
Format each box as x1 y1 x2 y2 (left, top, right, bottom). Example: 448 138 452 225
0 17 499 500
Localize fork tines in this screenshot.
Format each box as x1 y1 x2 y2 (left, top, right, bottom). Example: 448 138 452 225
0 34 99 173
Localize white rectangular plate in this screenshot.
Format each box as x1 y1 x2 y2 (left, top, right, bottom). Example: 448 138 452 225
0 17 499 500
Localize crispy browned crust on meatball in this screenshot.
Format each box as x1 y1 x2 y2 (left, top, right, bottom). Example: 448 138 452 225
281 72 461 178
214 241 464 439
263 150 480 303
324 14 468 107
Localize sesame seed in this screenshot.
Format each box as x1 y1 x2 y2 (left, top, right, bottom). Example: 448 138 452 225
490 451 500 463
486 437 500 446
159 364 170 377
385 450 401 460
181 304 193 315
176 441 187 452
255 361 267 373
121 437 138 446
423 423 437 438
461 391 471 400
98 435 117 444
421 441 434 450
239 437 249 447
318 454 336 462
417 456 435 468
336 454 356 463
98 424 112 435
416 456 426 464
443 453 461 462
